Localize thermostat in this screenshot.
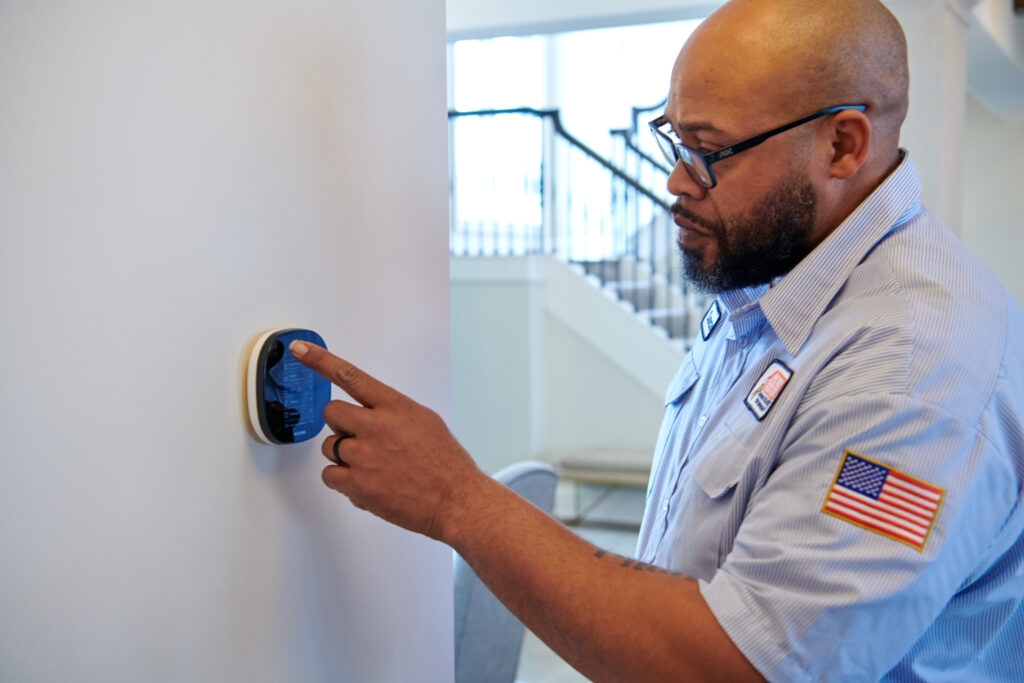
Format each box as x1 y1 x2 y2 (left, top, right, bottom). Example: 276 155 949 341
245 328 331 444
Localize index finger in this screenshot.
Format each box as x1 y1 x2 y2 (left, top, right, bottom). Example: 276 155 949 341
289 340 394 408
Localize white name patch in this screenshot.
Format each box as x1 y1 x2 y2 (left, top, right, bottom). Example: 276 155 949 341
701 300 721 341
744 360 792 421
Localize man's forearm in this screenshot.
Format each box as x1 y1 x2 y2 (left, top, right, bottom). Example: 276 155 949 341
444 474 763 683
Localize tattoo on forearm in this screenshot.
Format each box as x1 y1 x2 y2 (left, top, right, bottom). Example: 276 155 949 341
594 549 682 575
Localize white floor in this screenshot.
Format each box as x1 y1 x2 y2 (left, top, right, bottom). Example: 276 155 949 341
513 482 646 683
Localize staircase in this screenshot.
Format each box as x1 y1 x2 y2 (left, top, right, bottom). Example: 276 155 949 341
448 105 710 350
575 257 697 347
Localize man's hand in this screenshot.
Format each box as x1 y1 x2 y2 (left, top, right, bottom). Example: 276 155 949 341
289 340 484 542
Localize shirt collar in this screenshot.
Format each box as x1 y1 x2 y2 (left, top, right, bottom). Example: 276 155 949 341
717 284 769 342
755 151 923 357
720 283 768 314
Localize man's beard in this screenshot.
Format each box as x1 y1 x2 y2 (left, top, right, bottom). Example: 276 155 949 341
675 173 817 294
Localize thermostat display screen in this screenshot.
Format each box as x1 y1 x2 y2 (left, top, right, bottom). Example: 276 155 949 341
253 329 330 444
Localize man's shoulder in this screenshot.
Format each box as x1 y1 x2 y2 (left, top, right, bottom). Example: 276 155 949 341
813 207 1016 414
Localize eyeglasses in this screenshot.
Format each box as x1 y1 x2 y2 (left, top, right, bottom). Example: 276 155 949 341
649 105 867 189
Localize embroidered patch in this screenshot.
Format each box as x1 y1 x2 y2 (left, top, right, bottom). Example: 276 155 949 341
700 300 721 341
743 360 791 420
822 451 944 552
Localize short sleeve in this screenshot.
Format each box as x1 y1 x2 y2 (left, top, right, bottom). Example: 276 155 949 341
698 392 1018 682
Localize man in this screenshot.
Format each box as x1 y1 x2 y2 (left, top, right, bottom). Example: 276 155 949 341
292 0 1024 679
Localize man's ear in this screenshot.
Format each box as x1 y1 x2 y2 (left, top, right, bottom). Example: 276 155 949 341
824 109 871 180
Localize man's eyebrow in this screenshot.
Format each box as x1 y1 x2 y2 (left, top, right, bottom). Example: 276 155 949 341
674 120 726 135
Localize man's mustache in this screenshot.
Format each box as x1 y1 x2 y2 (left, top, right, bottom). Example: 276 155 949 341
671 202 720 238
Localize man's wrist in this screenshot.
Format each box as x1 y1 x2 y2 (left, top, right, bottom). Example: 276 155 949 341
436 465 501 551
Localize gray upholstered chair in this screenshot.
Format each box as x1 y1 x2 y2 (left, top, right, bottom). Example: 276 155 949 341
453 461 559 683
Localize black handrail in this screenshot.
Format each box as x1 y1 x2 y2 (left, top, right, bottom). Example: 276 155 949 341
609 128 673 175
628 97 668 137
448 107 670 212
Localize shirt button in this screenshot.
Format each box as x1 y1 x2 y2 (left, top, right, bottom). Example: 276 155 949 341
698 414 708 428
662 499 670 512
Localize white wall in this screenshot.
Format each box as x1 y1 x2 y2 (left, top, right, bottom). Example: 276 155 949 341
450 257 677 474
449 259 547 475
961 94 1024 307
888 0 973 233
544 317 665 456
0 2 453 681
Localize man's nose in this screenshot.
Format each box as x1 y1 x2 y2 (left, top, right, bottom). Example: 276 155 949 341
667 162 708 200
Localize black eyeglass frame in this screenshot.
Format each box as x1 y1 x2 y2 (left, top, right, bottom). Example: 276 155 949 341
649 104 868 189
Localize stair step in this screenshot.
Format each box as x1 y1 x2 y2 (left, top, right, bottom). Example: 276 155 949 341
646 309 692 339
606 282 656 311
570 259 700 341
575 260 620 283
604 281 649 291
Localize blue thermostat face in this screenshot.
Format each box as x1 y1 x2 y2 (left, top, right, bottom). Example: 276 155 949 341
252 328 331 444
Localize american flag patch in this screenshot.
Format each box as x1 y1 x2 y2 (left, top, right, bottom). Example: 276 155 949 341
822 451 944 551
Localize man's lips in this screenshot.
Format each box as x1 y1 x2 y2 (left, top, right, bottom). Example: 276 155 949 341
673 214 709 235
672 208 713 247
671 205 711 235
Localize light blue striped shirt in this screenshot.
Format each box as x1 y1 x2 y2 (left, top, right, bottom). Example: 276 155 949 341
636 154 1024 681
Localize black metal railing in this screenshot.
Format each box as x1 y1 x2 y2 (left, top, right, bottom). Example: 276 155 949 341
448 106 707 343
609 96 671 198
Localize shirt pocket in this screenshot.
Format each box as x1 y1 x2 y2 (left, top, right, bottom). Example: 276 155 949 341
669 427 753 575
646 358 702 503
692 425 751 498
664 354 700 406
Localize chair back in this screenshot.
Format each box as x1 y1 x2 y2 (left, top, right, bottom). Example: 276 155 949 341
453 461 559 683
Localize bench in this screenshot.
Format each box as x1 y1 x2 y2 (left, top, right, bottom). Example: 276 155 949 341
556 449 652 528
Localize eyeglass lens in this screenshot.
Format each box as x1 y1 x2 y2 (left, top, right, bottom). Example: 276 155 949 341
652 123 714 188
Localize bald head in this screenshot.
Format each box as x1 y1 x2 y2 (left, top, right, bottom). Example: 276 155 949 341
674 0 909 152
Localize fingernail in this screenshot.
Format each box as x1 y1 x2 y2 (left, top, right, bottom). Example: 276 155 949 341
290 340 308 356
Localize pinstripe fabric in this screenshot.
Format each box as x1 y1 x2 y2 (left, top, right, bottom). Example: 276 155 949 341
635 154 1024 681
